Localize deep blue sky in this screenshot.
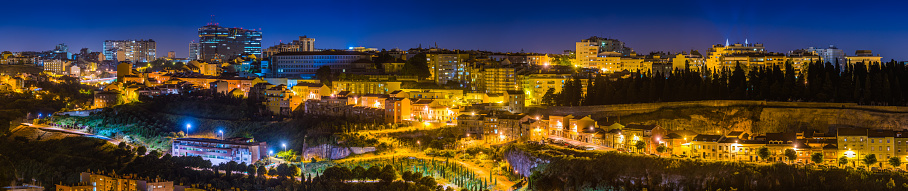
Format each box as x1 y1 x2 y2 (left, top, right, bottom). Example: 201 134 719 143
2 0 907 60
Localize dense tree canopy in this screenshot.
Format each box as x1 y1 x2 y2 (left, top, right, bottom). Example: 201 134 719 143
401 53 431 80
549 60 908 106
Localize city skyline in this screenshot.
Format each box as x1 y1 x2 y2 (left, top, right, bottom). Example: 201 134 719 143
7 1 908 190
2 0 907 60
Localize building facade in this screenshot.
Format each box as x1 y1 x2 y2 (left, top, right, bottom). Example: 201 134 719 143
264 36 315 57
171 137 268 165
271 51 371 78
189 42 200 61
575 36 632 71
806 45 846 66
483 67 518 94
197 24 262 61
103 39 157 62
427 53 470 84
42 59 71 75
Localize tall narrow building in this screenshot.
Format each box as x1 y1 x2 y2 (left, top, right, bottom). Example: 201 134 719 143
197 23 262 62
189 42 200 61
103 39 156 62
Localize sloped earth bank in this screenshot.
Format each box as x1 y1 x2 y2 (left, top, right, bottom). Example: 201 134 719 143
505 143 908 191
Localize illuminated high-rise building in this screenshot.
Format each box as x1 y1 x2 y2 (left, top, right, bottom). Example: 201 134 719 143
197 22 262 62
483 59 519 94
103 39 156 62
426 52 469 85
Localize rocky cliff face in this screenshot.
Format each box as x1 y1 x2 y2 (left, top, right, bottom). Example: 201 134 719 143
757 107 908 133
504 146 549 177
532 100 908 134
301 144 376 160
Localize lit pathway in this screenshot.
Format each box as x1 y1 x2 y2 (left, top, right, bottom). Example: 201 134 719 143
336 151 516 191
346 125 516 190
356 124 448 135
24 123 120 145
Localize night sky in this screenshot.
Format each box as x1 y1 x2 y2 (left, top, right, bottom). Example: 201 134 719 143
2 0 907 60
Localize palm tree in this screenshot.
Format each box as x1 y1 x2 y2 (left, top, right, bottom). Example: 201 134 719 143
863 154 878 169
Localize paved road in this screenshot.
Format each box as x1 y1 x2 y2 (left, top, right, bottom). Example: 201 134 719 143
23 123 120 144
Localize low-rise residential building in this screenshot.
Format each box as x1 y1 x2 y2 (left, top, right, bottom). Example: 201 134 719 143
384 97 412 124
332 81 401 95
620 124 667 153
92 90 120 109
171 137 268 165
55 172 202 191
42 59 72 75
521 73 588 105
457 113 485 137
263 84 303 116
690 135 724 160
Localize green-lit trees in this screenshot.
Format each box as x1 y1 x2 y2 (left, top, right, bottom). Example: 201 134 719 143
810 152 823 164
889 157 901 170
322 166 353 182
541 88 557 106
257 165 267 179
783 149 797 164
634 141 646 153
289 165 301 179
402 53 431 80
655 145 667 156
352 166 366 181
864 154 878 168
378 165 397 183
757 147 770 162
136 146 147 156
401 171 414 182
365 165 381 180
316 66 334 86
553 60 908 106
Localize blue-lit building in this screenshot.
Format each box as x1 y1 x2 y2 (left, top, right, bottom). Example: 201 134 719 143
270 51 372 79
197 23 262 62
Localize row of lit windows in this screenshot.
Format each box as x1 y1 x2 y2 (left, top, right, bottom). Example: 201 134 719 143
279 55 364 59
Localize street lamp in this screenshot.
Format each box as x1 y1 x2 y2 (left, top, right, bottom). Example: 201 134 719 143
282 143 287 151
218 130 223 139
185 124 191 136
